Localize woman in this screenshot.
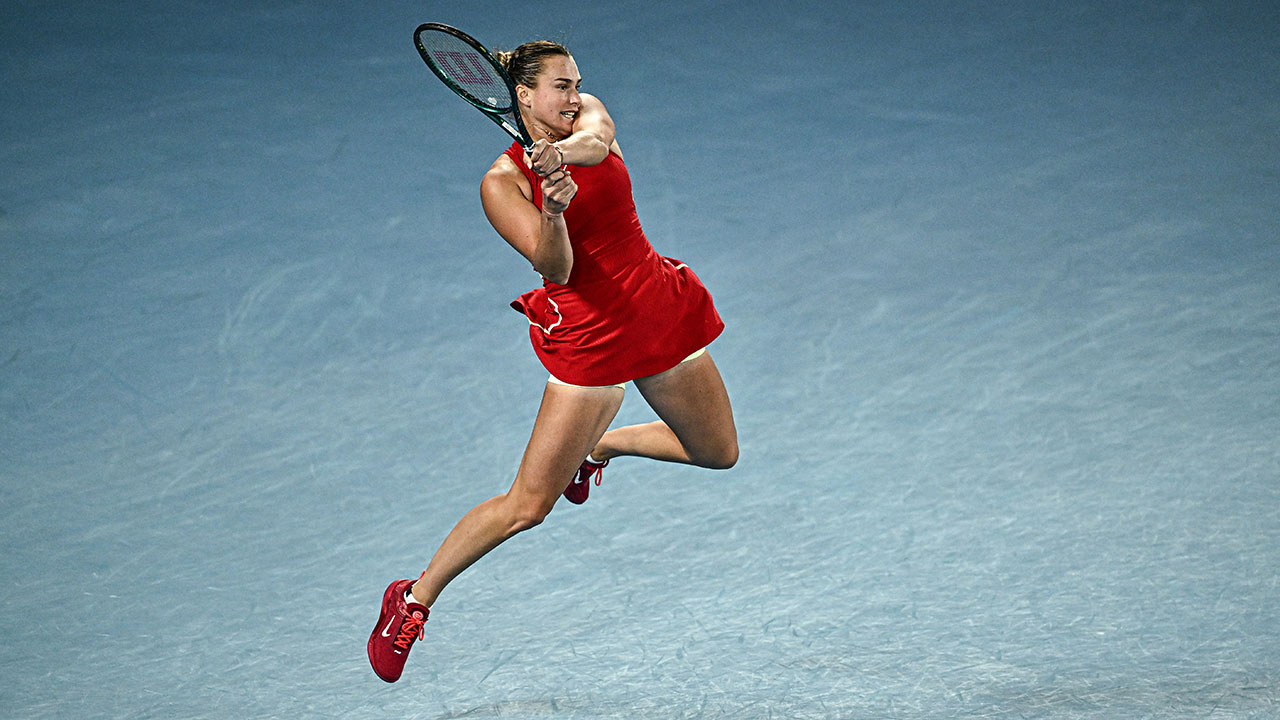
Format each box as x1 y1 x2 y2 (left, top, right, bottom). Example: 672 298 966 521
368 40 738 683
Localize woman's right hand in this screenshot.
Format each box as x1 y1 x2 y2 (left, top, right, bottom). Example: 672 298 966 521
527 139 564 177
541 167 577 216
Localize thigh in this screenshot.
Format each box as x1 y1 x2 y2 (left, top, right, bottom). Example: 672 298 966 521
633 351 737 465
510 382 625 504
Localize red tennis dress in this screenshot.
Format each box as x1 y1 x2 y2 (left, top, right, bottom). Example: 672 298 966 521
505 141 724 387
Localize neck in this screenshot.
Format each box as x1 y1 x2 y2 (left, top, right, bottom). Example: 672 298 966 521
524 115 566 143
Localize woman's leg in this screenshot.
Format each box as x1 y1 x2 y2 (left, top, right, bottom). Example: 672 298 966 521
410 382 624 607
592 351 738 469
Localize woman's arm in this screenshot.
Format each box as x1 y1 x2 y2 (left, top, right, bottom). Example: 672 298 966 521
527 93 618 175
481 157 578 284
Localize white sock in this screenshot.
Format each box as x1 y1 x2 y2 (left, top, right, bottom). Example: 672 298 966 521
587 454 605 465
405 589 420 606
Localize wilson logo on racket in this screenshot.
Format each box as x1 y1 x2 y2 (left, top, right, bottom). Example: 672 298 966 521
433 50 499 88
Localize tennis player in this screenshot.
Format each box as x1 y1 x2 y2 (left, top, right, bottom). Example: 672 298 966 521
369 40 738 683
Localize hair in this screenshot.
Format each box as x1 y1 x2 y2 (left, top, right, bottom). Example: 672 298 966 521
495 40 571 89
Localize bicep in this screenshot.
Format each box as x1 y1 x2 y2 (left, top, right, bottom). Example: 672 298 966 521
480 168 541 264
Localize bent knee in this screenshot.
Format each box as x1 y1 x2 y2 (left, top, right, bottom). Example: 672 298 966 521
505 497 554 535
693 442 738 470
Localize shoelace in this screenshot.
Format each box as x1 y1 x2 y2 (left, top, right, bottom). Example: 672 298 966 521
586 459 608 487
394 610 427 651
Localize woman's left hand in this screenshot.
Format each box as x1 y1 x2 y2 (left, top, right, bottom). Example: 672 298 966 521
541 167 577 215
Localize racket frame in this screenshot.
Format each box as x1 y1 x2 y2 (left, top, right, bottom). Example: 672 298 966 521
414 22 536 152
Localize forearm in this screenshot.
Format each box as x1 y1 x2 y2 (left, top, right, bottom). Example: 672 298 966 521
554 131 609 167
532 209 573 284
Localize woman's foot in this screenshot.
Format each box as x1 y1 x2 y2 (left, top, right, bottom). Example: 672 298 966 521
563 457 608 504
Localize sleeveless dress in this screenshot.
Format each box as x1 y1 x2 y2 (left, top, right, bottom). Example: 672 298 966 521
504 141 724 387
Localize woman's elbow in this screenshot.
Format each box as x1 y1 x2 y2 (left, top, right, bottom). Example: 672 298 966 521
534 260 572 285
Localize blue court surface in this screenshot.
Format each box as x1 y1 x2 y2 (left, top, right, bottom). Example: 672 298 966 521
3 1 1278 718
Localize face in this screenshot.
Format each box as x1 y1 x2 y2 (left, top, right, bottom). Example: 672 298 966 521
517 54 581 140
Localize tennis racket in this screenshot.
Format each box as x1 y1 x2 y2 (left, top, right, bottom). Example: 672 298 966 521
414 23 535 152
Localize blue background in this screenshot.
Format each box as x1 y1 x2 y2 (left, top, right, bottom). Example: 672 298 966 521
3 1 1278 717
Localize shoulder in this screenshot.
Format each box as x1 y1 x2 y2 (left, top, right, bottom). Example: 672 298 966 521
481 153 533 204
577 93 612 128
575 93 622 158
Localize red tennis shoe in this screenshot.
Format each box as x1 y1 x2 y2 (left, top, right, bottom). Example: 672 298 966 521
367 578 428 683
564 458 608 505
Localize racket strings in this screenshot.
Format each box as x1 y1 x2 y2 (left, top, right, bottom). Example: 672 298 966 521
418 30 512 111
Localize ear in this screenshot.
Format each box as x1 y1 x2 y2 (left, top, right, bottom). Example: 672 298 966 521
516 84 531 106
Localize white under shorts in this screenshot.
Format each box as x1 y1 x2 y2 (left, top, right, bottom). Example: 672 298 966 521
548 347 707 390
